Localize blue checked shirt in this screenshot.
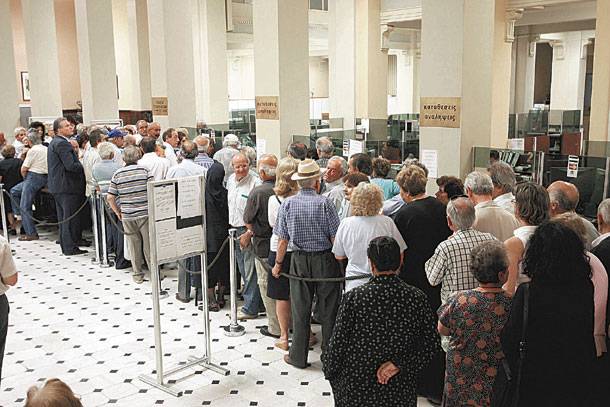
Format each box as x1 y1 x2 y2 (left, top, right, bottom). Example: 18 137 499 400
274 188 340 252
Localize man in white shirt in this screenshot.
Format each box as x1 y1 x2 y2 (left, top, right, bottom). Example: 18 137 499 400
138 136 169 181
227 153 262 318
161 128 179 167
135 120 148 145
82 129 106 198
489 162 516 214
465 171 520 242
323 156 348 213
213 134 240 184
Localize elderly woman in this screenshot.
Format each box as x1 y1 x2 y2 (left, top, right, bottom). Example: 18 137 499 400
499 221 596 406
438 240 512 407
504 182 550 294
338 172 369 220
333 183 406 291
371 157 400 200
323 236 440 407
106 146 153 284
393 164 451 403
0 145 23 233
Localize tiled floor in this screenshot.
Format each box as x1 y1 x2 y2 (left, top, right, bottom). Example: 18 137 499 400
2 226 434 406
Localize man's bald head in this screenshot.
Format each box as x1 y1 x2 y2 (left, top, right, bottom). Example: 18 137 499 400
258 154 278 181
193 135 210 152
547 181 579 216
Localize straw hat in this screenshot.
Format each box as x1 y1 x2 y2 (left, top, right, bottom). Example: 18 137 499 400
291 159 325 181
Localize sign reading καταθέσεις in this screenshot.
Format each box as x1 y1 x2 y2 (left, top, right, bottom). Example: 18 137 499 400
420 97 461 128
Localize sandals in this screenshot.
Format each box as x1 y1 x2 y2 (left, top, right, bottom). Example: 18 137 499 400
275 339 289 351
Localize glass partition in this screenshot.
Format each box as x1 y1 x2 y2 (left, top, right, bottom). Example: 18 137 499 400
472 147 543 184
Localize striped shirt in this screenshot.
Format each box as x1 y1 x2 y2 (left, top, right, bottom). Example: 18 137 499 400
107 164 152 219
194 153 214 171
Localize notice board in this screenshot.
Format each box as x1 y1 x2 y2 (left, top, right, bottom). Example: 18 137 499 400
255 96 279 120
420 97 461 128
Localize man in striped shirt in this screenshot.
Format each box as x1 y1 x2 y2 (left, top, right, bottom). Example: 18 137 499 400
107 146 153 283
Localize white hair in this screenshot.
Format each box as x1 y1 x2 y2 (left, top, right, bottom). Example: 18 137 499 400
316 136 334 155
328 156 348 175
97 142 115 160
598 198 610 224
14 127 25 136
465 171 494 196
446 197 476 230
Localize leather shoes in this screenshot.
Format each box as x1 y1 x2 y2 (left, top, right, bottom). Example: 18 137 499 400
64 248 88 256
260 326 280 339
175 293 190 303
18 234 39 241
77 239 91 247
283 355 310 369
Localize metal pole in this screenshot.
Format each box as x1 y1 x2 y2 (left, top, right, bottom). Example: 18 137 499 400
0 184 9 243
98 192 111 268
90 190 100 265
224 228 245 337
201 252 211 359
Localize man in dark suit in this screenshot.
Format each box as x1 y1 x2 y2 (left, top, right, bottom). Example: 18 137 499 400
48 118 87 256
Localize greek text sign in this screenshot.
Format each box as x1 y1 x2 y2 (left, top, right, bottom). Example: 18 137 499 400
420 97 461 128
255 96 279 120
151 97 168 116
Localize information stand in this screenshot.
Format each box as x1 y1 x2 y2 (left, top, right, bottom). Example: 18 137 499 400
139 175 229 396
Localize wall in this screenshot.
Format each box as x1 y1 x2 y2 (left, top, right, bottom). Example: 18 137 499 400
309 56 329 97
112 0 132 110
534 42 553 105
10 0 26 104
387 51 418 114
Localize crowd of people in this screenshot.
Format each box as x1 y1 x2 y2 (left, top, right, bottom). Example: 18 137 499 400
0 119 609 406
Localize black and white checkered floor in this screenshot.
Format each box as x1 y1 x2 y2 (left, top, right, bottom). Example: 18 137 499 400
2 226 434 406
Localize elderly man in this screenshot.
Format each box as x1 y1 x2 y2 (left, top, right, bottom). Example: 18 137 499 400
348 153 372 176
489 162 516 213
273 159 341 368
322 156 347 211
166 141 206 302
107 146 153 283
161 128 179 167
227 153 262 318
10 132 48 241
138 136 169 181
107 129 125 166
147 122 161 140
287 142 308 161
465 171 519 242
548 180 599 247
135 120 148 144
243 154 279 337
193 135 214 171
48 118 87 256
315 137 334 168
213 134 240 184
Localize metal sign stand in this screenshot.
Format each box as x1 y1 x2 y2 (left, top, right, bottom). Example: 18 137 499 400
90 190 101 265
139 176 229 397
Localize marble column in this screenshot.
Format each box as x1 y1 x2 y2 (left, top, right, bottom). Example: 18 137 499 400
513 34 537 114
549 32 587 112
589 0 610 141
0 0 20 135
21 0 63 118
253 0 309 157
74 0 120 123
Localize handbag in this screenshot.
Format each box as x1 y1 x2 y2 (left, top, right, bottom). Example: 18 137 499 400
491 283 530 407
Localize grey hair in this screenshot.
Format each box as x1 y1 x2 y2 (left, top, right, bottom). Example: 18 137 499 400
316 136 334 155
465 171 494 196
598 198 610 224
446 197 476 230
548 188 577 212
241 146 257 167
194 135 210 151
470 240 507 284
14 127 25 136
97 142 115 160
26 131 42 145
328 156 348 175
258 154 277 177
297 177 319 189
223 134 239 147
122 145 142 164
488 162 516 193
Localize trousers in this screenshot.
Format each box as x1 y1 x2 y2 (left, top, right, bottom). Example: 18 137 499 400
11 172 47 236
122 217 150 278
0 294 9 385
53 193 84 254
288 251 341 368
255 257 279 335
234 226 262 315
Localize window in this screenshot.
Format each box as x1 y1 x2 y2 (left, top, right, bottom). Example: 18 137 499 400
309 0 328 11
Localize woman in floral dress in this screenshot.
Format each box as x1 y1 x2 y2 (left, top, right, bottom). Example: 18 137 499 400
438 240 512 407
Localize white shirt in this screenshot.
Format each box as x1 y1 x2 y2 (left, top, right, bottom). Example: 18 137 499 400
112 144 125 167
22 144 48 175
268 195 295 252
324 183 345 213
493 192 515 214
82 147 101 197
163 142 178 167
13 140 24 158
227 172 261 227
0 236 17 296
138 152 170 181
166 159 205 179
332 215 407 292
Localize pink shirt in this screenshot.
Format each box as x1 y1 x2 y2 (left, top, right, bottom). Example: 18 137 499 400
588 252 608 356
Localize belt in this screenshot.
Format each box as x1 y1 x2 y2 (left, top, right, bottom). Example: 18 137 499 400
294 249 332 256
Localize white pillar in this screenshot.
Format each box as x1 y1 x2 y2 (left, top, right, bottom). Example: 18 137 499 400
146 0 168 128
420 0 512 180
75 0 120 123
253 0 309 157
388 51 415 115
21 0 62 118
549 32 587 112
590 0 610 141
513 35 536 113
194 0 229 126
127 0 152 111
0 0 20 135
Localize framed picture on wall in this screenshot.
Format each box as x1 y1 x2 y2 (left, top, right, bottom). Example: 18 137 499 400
21 71 30 101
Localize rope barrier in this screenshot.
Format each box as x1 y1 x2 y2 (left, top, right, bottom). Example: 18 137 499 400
3 189 89 226
100 198 149 237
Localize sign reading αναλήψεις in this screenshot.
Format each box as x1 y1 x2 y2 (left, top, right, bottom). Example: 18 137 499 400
255 96 279 120
420 97 461 128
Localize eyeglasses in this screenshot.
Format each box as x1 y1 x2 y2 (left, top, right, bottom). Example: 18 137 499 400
450 194 469 201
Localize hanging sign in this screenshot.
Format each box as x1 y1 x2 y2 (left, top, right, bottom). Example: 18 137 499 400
255 96 279 120
151 97 168 116
420 97 461 128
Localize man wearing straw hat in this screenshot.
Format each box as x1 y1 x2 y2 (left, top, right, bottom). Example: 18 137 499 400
273 159 341 368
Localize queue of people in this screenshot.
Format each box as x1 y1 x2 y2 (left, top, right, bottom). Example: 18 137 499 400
1 123 609 407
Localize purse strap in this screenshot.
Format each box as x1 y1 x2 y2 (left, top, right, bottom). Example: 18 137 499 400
512 283 530 407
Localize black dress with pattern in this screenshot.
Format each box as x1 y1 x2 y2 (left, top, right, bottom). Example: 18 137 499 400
322 275 441 407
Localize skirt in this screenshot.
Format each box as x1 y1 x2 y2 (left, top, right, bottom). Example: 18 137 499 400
267 251 291 300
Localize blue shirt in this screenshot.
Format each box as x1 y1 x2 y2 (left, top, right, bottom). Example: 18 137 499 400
274 188 340 252
194 152 214 171
371 178 400 200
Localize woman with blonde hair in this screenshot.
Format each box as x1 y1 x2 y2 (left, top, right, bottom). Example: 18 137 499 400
25 378 82 407
333 183 406 291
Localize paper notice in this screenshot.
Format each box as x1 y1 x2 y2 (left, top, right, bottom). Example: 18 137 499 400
176 225 205 257
420 149 438 179
256 138 266 162
348 139 363 158
342 139 349 157
567 155 579 178
508 138 525 151
177 176 202 218
156 219 177 261
153 184 176 220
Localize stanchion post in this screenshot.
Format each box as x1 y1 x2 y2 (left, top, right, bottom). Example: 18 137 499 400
224 228 245 337
200 251 211 359
90 190 100 265
0 184 9 243
98 191 112 268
